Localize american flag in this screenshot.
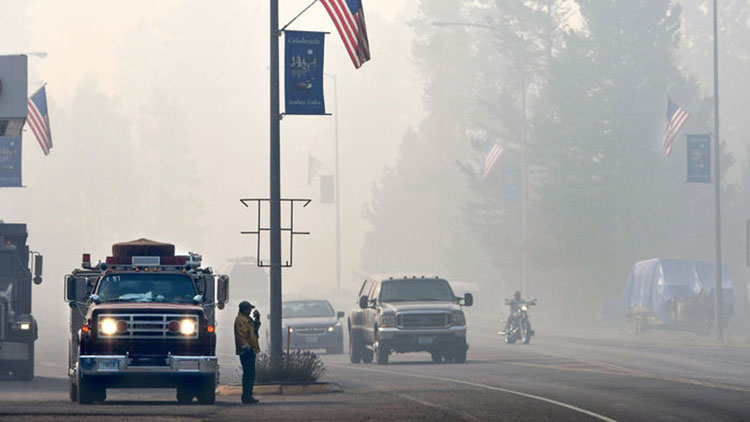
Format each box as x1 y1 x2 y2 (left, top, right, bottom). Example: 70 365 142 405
27 86 53 156
320 0 370 69
663 98 689 156
482 144 503 180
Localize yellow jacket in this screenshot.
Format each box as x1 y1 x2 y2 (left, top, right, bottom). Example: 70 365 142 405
234 313 260 355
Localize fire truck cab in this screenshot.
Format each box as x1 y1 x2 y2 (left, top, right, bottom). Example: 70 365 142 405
64 239 229 404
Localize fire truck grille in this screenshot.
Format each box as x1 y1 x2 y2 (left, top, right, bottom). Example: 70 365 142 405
397 313 449 329
97 314 199 339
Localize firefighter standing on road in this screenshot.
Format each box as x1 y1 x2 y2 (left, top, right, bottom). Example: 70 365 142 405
234 301 261 404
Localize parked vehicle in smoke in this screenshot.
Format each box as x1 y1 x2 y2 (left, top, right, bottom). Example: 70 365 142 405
0 223 43 380
502 298 536 344
622 259 733 335
349 275 472 365
279 300 344 354
64 238 229 404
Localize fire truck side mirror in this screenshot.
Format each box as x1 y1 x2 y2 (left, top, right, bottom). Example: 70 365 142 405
64 275 77 302
33 254 43 285
217 275 229 309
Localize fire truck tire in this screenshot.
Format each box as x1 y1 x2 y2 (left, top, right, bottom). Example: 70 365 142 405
196 377 216 405
69 376 77 401
13 344 34 381
176 383 195 404
77 375 99 404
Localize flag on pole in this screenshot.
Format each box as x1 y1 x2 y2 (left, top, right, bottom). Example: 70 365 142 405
482 143 503 179
319 0 370 69
308 154 322 186
663 98 689 156
27 85 53 155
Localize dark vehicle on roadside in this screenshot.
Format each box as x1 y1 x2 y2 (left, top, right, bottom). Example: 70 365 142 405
64 239 229 404
0 223 43 380
349 274 472 365
502 298 536 344
280 300 345 354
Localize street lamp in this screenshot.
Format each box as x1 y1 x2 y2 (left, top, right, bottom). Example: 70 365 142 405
325 72 342 294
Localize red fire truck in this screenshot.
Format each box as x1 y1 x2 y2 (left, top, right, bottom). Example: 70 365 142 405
64 239 229 404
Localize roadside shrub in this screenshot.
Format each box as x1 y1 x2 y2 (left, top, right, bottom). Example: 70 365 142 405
253 350 326 383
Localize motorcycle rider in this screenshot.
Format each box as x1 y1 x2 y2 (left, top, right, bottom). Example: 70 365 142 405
502 290 525 334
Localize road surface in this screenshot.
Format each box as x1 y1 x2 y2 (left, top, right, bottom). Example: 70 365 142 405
1 322 749 421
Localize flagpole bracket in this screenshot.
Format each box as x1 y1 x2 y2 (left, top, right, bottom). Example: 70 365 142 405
280 0 320 33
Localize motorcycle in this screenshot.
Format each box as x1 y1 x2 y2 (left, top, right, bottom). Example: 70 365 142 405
501 298 536 344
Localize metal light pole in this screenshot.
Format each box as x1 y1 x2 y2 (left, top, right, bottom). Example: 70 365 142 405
521 73 528 295
712 0 723 341
329 73 342 294
432 20 529 294
269 0 283 362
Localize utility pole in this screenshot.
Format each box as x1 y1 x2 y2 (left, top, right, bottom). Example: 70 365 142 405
332 74 342 293
521 72 528 295
269 0 283 362
712 0 723 341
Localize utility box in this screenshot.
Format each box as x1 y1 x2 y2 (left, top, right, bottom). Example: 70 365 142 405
0 56 28 138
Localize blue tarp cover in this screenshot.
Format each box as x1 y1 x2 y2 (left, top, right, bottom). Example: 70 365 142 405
621 258 733 324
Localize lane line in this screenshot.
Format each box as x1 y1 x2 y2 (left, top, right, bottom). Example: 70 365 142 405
329 363 618 422
532 350 750 394
466 346 750 394
394 393 479 422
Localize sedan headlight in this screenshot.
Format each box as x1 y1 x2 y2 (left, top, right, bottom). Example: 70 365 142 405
100 318 118 335
180 319 196 335
451 310 466 326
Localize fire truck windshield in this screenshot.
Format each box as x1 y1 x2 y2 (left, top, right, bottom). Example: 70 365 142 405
96 273 197 303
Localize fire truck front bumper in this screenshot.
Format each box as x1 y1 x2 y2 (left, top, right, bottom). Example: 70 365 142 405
78 355 217 376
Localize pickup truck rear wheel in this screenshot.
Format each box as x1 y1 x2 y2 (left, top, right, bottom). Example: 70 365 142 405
375 346 389 365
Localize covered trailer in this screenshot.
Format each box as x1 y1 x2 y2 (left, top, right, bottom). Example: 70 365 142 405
622 259 733 334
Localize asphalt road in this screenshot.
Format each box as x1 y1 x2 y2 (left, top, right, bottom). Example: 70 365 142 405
1 322 750 421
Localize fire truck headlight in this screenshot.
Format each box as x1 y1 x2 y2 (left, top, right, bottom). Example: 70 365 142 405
180 319 196 335
100 318 118 335
19 322 31 331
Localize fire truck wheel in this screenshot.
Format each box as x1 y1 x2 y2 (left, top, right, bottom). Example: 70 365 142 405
68 376 77 401
13 344 34 380
196 377 216 405
77 375 100 404
176 382 195 404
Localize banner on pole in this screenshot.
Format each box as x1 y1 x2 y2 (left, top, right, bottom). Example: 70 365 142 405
0 135 21 187
686 134 711 183
285 31 326 115
320 174 335 203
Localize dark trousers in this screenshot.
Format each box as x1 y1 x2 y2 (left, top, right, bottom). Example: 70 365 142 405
239 350 256 401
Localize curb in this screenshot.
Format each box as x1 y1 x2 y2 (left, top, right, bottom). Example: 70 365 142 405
216 382 342 396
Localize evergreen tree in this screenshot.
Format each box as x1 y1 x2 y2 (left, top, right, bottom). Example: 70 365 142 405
528 0 723 313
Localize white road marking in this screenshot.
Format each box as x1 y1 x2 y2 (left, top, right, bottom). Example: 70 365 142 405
394 393 479 422
330 363 619 422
